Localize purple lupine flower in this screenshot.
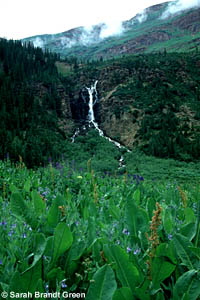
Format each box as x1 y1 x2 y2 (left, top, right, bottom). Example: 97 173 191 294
8 231 12 237
127 247 132 253
22 233 27 238
133 248 141 255
61 280 67 289
122 228 130 235
0 221 7 226
0 259 2 265
168 234 172 240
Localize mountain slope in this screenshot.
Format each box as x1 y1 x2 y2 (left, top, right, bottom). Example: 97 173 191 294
1 38 200 170
65 51 200 161
22 2 200 60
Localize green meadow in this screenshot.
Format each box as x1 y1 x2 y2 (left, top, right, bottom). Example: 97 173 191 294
0 157 200 299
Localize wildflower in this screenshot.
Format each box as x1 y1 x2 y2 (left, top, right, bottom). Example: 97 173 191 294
61 279 67 289
146 202 162 280
177 186 187 208
45 284 49 292
127 247 132 253
0 221 7 226
22 233 27 238
0 259 2 265
133 248 141 255
168 234 172 240
8 231 12 237
122 228 130 235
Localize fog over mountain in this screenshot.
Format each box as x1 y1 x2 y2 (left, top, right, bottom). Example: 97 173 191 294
27 0 199 51
161 0 200 18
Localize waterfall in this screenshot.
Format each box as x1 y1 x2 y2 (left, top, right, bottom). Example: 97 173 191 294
71 80 130 169
85 81 130 168
86 80 100 130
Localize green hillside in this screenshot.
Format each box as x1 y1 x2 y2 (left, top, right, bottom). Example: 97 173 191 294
22 3 200 60
1 38 200 177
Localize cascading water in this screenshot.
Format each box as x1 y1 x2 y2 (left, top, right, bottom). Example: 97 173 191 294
71 80 130 168
85 81 130 168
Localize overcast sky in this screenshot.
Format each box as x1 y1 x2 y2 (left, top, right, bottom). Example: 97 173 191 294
0 0 171 39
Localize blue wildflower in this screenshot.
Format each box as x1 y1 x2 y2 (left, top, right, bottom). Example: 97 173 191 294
133 248 141 255
168 234 172 240
61 279 67 289
0 221 7 226
127 247 132 253
122 228 130 235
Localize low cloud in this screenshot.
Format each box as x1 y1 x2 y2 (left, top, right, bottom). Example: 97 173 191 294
161 0 200 19
56 21 125 49
99 21 124 39
135 9 148 23
32 37 44 48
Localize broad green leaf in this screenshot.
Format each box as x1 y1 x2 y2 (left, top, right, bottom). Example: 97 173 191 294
133 189 141 205
109 204 120 220
126 200 137 237
173 234 196 270
9 184 19 193
65 240 86 275
156 243 177 265
83 206 89 220
87 217 96 249
47 202 59 228
109 245 139 293
23 233 46 273
24 179 31 193
152 257 176 286
180 222 196 241
47 194 65 228
35 278 45 292
163 209 173 234
126 198 149 238
52 222 73 264
11 192 37 229
9 260 42 293
188 247 200 260
67 240 86 261
86 265 117 300
112 287 133 300
47 267 65 281
9 271 21 292
135 279 151 300
44 236 54 257
155 293 165 300
184 207 196 223
32 190 46 215
173 270 200 300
